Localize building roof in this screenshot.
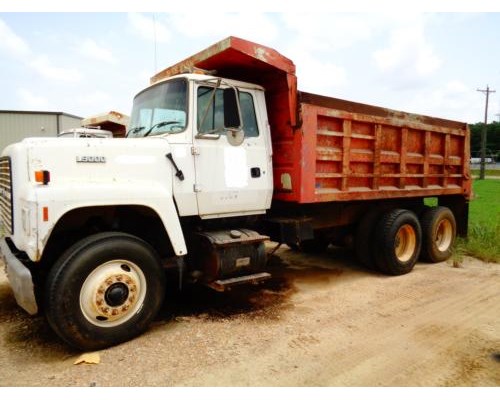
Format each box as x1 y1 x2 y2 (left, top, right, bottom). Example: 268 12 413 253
0 110 83 119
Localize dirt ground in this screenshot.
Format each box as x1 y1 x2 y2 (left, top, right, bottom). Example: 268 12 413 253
0 245 499 387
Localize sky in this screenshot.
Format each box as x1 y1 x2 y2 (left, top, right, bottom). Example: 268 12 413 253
1 6 500 124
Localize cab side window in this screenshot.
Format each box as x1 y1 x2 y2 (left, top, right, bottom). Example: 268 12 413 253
239 91 259 138
197 87 224 133
197 87 259 137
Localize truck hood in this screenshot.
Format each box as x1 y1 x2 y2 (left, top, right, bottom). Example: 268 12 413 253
5 137 173 186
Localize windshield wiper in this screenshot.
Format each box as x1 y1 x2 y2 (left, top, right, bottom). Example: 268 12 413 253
126 126 145 137
144 121 182 137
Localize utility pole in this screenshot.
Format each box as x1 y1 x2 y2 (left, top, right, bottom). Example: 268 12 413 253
477 85 496 180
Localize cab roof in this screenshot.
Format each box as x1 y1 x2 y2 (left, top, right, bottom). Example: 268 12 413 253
151 36 299 127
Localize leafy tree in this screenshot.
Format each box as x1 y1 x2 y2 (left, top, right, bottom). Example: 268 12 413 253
469 122 500 160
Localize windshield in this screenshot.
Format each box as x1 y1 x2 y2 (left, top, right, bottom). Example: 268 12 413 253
128 79 188 137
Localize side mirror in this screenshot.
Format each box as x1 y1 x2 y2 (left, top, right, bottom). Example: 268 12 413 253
226 130 245 146
223 88 241 130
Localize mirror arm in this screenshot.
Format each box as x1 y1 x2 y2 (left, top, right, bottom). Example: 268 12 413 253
198 79 221 132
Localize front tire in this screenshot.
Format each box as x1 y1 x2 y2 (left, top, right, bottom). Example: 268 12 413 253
44 232 165 350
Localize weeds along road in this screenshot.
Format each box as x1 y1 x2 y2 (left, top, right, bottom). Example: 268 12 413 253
0 245 499 386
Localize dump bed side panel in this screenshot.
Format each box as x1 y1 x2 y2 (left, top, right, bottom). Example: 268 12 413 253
273 92 471 203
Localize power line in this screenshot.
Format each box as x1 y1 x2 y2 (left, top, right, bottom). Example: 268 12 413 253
476 85 496 180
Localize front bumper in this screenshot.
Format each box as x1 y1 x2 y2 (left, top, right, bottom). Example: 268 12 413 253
0 238 38 315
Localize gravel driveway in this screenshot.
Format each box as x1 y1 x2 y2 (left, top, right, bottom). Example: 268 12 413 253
1 246 499 386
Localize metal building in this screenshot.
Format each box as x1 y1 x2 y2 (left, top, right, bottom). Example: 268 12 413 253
0 110 83 151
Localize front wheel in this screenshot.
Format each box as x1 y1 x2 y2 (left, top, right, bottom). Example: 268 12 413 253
44 232 165 350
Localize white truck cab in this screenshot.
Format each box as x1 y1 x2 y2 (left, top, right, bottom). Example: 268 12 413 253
127 74 273 218
0 72 273 350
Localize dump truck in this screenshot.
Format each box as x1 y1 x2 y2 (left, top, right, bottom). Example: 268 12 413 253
0 37 471 350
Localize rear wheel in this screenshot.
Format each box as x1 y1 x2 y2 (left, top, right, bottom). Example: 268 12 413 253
420 206 456 263
355 209 382 269
44 232 165 350
374 209 422 275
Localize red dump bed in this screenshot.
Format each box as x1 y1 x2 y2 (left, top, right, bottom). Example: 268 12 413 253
152 37 472 204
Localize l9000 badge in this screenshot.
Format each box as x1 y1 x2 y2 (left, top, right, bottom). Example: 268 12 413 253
76 156 106 163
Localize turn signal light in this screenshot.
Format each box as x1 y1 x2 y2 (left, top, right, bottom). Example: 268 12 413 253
42 207 49 222
35 170 50 185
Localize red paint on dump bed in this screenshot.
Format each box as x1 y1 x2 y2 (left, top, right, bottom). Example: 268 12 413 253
152 37 471 203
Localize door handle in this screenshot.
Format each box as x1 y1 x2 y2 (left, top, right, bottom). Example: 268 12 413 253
251 167 261 178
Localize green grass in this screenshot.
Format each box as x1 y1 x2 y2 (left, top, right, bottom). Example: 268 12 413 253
462 179 500 262
471 169 500 177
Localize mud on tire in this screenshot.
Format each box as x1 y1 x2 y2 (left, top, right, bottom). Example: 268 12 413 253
44 232 165 350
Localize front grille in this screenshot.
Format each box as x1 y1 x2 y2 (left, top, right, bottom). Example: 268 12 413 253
0 157 13 235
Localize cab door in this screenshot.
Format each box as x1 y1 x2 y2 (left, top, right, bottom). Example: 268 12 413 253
193 83 272 217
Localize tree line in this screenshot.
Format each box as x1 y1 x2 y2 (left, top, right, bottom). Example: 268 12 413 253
469 121 500 161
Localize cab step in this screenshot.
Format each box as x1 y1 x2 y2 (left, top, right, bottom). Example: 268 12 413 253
207 272 271 292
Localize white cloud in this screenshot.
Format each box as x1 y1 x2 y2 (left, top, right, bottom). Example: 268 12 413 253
17 88 52 110
0 17 30 57
170 13 278 43
139 68 153 85
75 90 114 115
373 16 441 84
409 80 479 122
278 13 397 95
128 13 170 43
282 13 378 52
30 55 82 82
0 19 84 84
289 49 348 93
79 38 117 64
77 90 111 106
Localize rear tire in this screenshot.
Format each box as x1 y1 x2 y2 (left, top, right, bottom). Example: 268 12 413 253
374 209 422 275
420 206 456 263
355 208 382 269
44 232 165 350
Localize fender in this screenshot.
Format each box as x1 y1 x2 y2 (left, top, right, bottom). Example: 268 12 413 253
34 182 187 260
4 137 189 262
